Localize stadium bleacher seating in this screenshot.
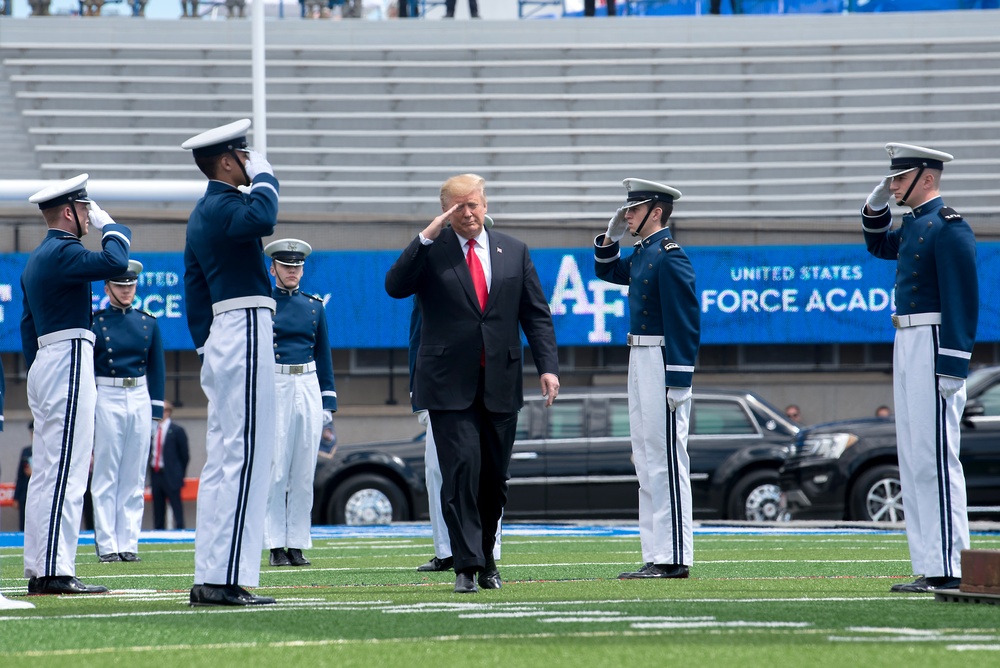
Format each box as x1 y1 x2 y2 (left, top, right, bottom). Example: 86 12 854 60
1 12 999 224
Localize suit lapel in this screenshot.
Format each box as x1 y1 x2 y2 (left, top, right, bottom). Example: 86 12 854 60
484 231 503 315
443 227 482 311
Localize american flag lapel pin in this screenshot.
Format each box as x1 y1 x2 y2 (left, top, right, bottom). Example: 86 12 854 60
497 247 503 254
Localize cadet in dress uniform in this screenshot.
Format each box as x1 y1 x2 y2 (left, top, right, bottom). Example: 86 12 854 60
262 239 337 568
862 143 977 594
595 178 700 579
91 260 165 563
21 174 130 595
181 119 278 606
0 359 35 610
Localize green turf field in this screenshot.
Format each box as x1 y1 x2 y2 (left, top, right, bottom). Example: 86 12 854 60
2 526 999 667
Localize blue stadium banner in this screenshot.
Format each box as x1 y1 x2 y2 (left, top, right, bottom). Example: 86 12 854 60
0 243 996 352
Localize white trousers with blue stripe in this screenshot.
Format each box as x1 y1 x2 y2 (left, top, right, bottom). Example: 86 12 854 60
893 325 969 578
92 384 153 557
23 339 96 579
628 345 693 567
195 307 275 588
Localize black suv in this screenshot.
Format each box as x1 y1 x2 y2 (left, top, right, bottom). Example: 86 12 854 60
779 366 1000 522
313 388 799 525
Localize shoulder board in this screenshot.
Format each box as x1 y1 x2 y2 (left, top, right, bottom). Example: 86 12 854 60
940 206 963 223
306 292 324 303
93 308 108 315
661 240 681 252
138 309 156 318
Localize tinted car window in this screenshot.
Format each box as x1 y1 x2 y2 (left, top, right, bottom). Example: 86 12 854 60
692 399 757 436
609 399 630 438
978 383 1000 417
546 400 585 439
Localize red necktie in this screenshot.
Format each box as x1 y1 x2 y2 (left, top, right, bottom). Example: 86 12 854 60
153 423 163 472
466 239 488 310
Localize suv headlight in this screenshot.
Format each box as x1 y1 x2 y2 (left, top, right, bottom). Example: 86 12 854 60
797 433 858 459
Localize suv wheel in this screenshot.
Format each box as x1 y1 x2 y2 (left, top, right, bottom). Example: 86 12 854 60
849 464 904 522
327 473 410 525
727 469 789 522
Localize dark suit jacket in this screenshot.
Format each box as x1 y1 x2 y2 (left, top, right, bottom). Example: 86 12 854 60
152 422 190 491
386 227 559 413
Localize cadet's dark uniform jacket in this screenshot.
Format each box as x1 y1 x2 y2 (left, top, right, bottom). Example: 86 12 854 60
863 196 978 378
91 304 167 419
272 286 337 412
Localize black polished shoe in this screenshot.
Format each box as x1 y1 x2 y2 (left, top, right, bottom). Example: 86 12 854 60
99 553 122 563
478 568 502 590
893 576 961 593
29 576 109 595
269 548 291 567
890 577 925 592
417 556 454 572
617 562 654 579
454 572 479 594
620 564 689 579
118 552 141 563
190 584 276 606
286 548 311 567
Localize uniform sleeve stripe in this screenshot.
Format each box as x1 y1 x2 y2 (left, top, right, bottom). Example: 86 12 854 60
151 400 164 408
103 229 130 246
595 252 620 263
665 364 695 373
322 391 337 398
940 347 972 360
250 182 279 198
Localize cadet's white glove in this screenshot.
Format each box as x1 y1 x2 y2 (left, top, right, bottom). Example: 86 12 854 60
604 206 628 243
415 409 430 427
87 201 115 230
244 150 273 179
322 410 334 425
866 177 892 212
938 376 965 399
667 386 692 412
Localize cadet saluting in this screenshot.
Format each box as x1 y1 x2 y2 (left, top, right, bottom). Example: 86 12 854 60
595 178 700 580
862 143 977 594
91 260 165 564
22 174 130 595
182 119 278 606
262 239 337 568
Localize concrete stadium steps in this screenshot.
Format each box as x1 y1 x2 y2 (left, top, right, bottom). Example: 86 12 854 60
2 13 999 221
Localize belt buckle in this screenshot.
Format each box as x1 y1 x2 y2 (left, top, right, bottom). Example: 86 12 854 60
122 378 137 387
626 334 635 346
289 364 304 374
891 314 900 329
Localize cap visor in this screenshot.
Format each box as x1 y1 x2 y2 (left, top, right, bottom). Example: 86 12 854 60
886 167 917 178
623 198 653 210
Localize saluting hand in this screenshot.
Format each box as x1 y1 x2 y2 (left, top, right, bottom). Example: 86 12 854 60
87 201 115 230
421 204 460 242
865 177 892 214
540 373 560 408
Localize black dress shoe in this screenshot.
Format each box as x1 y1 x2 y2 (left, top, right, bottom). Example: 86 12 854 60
99 553 122 563
269 548 291 567
29 576 109 595
892 576 961 593
118 552 141 562
417 556 454 572
478 568 502 590
617 562 654 579
454 572 478 594
619 564 689 579
286 548 311 567
190 584 276 606
890 576 925 592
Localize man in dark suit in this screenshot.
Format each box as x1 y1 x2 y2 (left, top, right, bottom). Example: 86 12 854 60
149 400 190 530
385 173 560 594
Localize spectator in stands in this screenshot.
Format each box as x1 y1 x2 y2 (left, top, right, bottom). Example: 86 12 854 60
79 0 105 15
181 0 199 17
131 0 147 15
444 0 478 18
28 0 51 16
225 0 245 18
149 400 190 530
14 423 33 532
584 0 615 16
398 0 418 17
709 0 742 14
